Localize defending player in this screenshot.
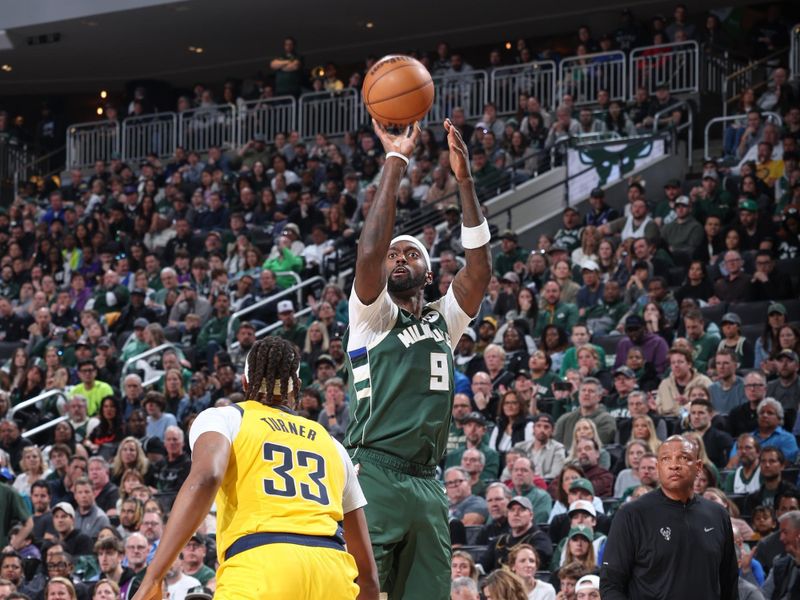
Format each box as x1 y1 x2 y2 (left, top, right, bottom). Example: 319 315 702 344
344 118 491 599
132 337 379 600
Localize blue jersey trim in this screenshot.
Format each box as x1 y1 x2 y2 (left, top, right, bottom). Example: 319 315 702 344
348 346 368 361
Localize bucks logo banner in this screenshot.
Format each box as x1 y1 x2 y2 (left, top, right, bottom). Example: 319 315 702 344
567 139 665 203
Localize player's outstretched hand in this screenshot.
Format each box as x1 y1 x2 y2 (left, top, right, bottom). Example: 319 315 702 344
371 119 420 159
444 118 471 182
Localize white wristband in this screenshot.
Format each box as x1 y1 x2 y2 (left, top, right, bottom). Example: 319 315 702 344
461 219 491 249
385 151 410 167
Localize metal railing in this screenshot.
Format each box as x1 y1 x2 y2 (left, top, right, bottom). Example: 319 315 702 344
298 89 364 139
630 41 699 97
119 342 176 389
227 275 326 342
492 61 557 117
429 70 488 123
66 120 120 169
230 306 314 350
703 111 783 160
122 113 178 163
722 46 788 116
237 96 297 146
178 104 238 154
702 48 751 95
559 50 627 106
792 23 800 80
10 390 70 439
651 100 693 166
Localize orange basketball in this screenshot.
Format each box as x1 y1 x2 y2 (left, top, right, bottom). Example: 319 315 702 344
362 55 434 128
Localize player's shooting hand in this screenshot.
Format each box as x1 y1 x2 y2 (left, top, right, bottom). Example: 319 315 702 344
371 118 420 159
444 118 471 182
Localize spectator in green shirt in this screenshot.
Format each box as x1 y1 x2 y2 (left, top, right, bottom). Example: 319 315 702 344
684 309 720 373
534 281 579 339
494 230 529 277
197 294 238 367
274 299 307 350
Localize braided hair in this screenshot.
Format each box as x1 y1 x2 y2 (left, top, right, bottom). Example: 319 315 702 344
244 336 302 408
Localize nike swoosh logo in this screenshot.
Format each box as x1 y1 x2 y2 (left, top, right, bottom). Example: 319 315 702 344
704 527 714 532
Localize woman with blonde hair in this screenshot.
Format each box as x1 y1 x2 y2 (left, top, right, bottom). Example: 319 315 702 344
46 576 77 600
508 543 556 600
451 550 479 583
111 437 155 487
683 430 720 484
571 226 600 267
302 320 330 367
482 569 529 600
630 415 661 453
565 418 611 469
613 440 648 497
13 445 47 497
92 578 120 599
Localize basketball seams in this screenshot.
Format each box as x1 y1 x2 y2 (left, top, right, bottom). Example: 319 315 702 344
367 79 434 108
365 83 434 122
364 63 429 105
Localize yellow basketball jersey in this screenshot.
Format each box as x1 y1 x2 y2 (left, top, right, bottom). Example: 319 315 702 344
214 401 346 564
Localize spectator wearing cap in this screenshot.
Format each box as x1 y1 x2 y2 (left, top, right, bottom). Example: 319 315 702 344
52 501 94 557
575 573 601 600
317 376 348 442
196 293 238 366
576 261 604 318
444 467 489 526
604 366 639 416
709 348 747 415
494 230 528 277
480 495 553 572
614 314 669 377
274 299 307 350
112 286 159 337
533 281 578 340
181 533 216 587
691 169 736 225
656 347 713 417
751 251 794 302
446 412 500 482
549 477 611 541
120 318 150 362
735 198 769 252
653 179 682 227
550 501 607 572
661 195 704 256
584 187 619 227
454 329 487 379
509 456 554 525
514 414 567 479
68 360 114 417
717 312 755 369
168 281 212 327
584 281 630 337
554 207 583 253
769 350 800 429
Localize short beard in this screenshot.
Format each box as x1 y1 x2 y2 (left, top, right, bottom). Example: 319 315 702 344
387 269 427 293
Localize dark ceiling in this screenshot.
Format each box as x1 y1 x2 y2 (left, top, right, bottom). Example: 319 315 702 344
0 0 762 95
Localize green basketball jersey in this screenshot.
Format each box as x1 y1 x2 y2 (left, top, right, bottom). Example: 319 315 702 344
344 287 471 467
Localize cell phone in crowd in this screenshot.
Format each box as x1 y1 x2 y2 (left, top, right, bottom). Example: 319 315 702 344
553 381 572 392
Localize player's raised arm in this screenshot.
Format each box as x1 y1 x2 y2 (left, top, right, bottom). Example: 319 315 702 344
445 118 492 316
353 119 420 305
131 432 230 600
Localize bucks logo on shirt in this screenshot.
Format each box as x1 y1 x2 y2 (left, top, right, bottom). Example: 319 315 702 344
344 286 471 467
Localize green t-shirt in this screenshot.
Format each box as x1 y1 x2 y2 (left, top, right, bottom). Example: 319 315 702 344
345 287 471 467
692 332 720 373
559 344 608 376
0 482 31 547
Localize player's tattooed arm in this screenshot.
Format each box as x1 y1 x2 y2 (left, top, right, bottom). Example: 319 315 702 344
353 119 420 305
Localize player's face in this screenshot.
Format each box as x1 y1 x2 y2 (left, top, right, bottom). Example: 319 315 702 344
657 441 700 495
386 242 429 293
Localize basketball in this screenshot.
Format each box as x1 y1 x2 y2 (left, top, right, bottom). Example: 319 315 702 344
362 55 434 128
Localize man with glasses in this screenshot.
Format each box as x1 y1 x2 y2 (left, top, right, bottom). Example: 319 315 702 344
750 250 793 300
444 467 488 526
68 361 114 417
713 250 752 303
554 378 617 448
744 446 798 515
728 372 768 438
121 532 150 598
768 350 800 434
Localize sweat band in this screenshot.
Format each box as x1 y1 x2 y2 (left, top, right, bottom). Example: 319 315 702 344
385 151 410 166
461 220 491 249
390 235 432 271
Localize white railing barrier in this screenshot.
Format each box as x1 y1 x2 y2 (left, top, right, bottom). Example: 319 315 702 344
237 96 297 146
491 61 557 117
558 51 627 106
429 70 489 123
122 113 178 163
299 89 362 140
119 342 176 389
66 120 120 169
178 104 238 154
630 40 699 97
703 112 783 160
